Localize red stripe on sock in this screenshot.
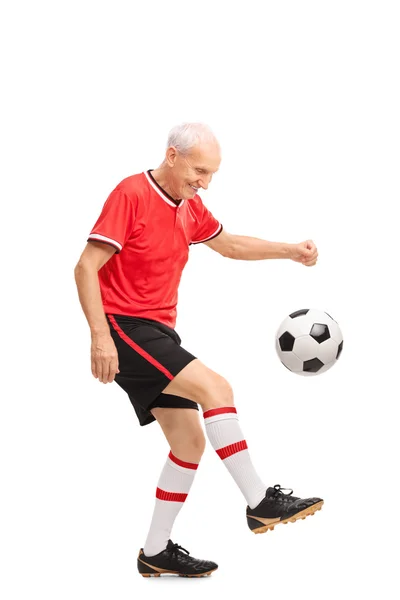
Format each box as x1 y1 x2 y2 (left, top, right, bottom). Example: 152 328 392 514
203 407 237 419
168 451 198 470
156 487 188 502
216 440 248 459
108 315 174 380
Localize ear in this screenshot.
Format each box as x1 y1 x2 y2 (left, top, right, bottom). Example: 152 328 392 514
165 146 178 167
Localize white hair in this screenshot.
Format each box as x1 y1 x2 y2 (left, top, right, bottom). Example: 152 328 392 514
167 122 219 155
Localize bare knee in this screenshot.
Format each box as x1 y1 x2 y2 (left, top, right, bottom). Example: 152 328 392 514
188 430 206 455
170 429 206 464
201 376 234 411
151 407 206 463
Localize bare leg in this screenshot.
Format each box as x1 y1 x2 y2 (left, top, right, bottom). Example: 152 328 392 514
151 405 206 463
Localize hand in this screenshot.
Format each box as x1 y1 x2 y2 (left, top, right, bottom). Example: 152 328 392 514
91 333 120 384
289 240 318 266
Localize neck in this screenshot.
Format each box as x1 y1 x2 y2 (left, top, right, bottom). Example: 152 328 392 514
151 164 180 200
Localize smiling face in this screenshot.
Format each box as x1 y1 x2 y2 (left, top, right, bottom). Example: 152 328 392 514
166 142 221 200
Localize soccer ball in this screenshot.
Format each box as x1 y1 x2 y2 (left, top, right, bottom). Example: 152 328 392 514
275 309 343 376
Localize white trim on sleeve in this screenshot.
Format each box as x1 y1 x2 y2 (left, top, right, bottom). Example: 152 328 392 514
88 233 122 252
191 223 223 244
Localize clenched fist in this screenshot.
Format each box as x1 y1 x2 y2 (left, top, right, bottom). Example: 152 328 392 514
289 240 318 266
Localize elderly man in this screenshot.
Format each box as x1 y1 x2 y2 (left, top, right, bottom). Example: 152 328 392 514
74 123 323 578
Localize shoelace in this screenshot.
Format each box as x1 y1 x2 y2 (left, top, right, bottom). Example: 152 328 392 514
272 484 294 497
168 543 190 556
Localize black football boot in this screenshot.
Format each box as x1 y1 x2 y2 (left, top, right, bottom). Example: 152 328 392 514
137 540 218 577
247 484 324 534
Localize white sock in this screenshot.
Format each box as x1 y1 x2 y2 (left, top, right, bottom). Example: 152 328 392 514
204 406 266 509
143 451 198 557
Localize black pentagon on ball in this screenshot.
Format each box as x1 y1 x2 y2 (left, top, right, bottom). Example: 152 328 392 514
303 358 324 373
278 331 295 352
310 323 331 344
336 340 343 359
289 309 309 318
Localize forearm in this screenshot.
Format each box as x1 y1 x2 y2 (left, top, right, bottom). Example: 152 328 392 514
230 235 292 260
74 264 110 336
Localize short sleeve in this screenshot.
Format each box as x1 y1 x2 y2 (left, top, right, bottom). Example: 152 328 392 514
190 200 223 245
87 187 136 254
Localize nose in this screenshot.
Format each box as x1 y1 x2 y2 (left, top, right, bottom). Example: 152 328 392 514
199 174 212 190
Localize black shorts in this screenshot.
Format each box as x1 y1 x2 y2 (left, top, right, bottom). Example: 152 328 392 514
106 314 198 426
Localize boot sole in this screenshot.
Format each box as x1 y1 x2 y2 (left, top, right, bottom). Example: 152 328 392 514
249 500 324 534
141 570 217 577
138 555 218 577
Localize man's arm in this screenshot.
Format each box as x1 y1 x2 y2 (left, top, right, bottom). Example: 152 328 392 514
74 241 121 383
204 230 318 265
74 241 116 335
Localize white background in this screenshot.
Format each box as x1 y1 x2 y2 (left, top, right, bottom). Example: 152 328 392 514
1 1 399 598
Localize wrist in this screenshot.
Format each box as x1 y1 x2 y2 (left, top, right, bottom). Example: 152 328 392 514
91 328 111 339
282 243 293 259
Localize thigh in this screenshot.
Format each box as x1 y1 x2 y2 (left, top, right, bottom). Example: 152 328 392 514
161 358 232 408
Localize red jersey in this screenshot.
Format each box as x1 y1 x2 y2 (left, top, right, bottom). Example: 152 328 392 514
87 170 223 329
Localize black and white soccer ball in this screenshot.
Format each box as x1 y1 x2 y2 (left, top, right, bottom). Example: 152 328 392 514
275 309 343 375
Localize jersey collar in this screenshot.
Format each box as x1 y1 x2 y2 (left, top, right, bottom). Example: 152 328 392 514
145 170 185 208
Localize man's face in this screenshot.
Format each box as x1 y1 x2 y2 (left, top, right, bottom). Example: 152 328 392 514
167 142 221 200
